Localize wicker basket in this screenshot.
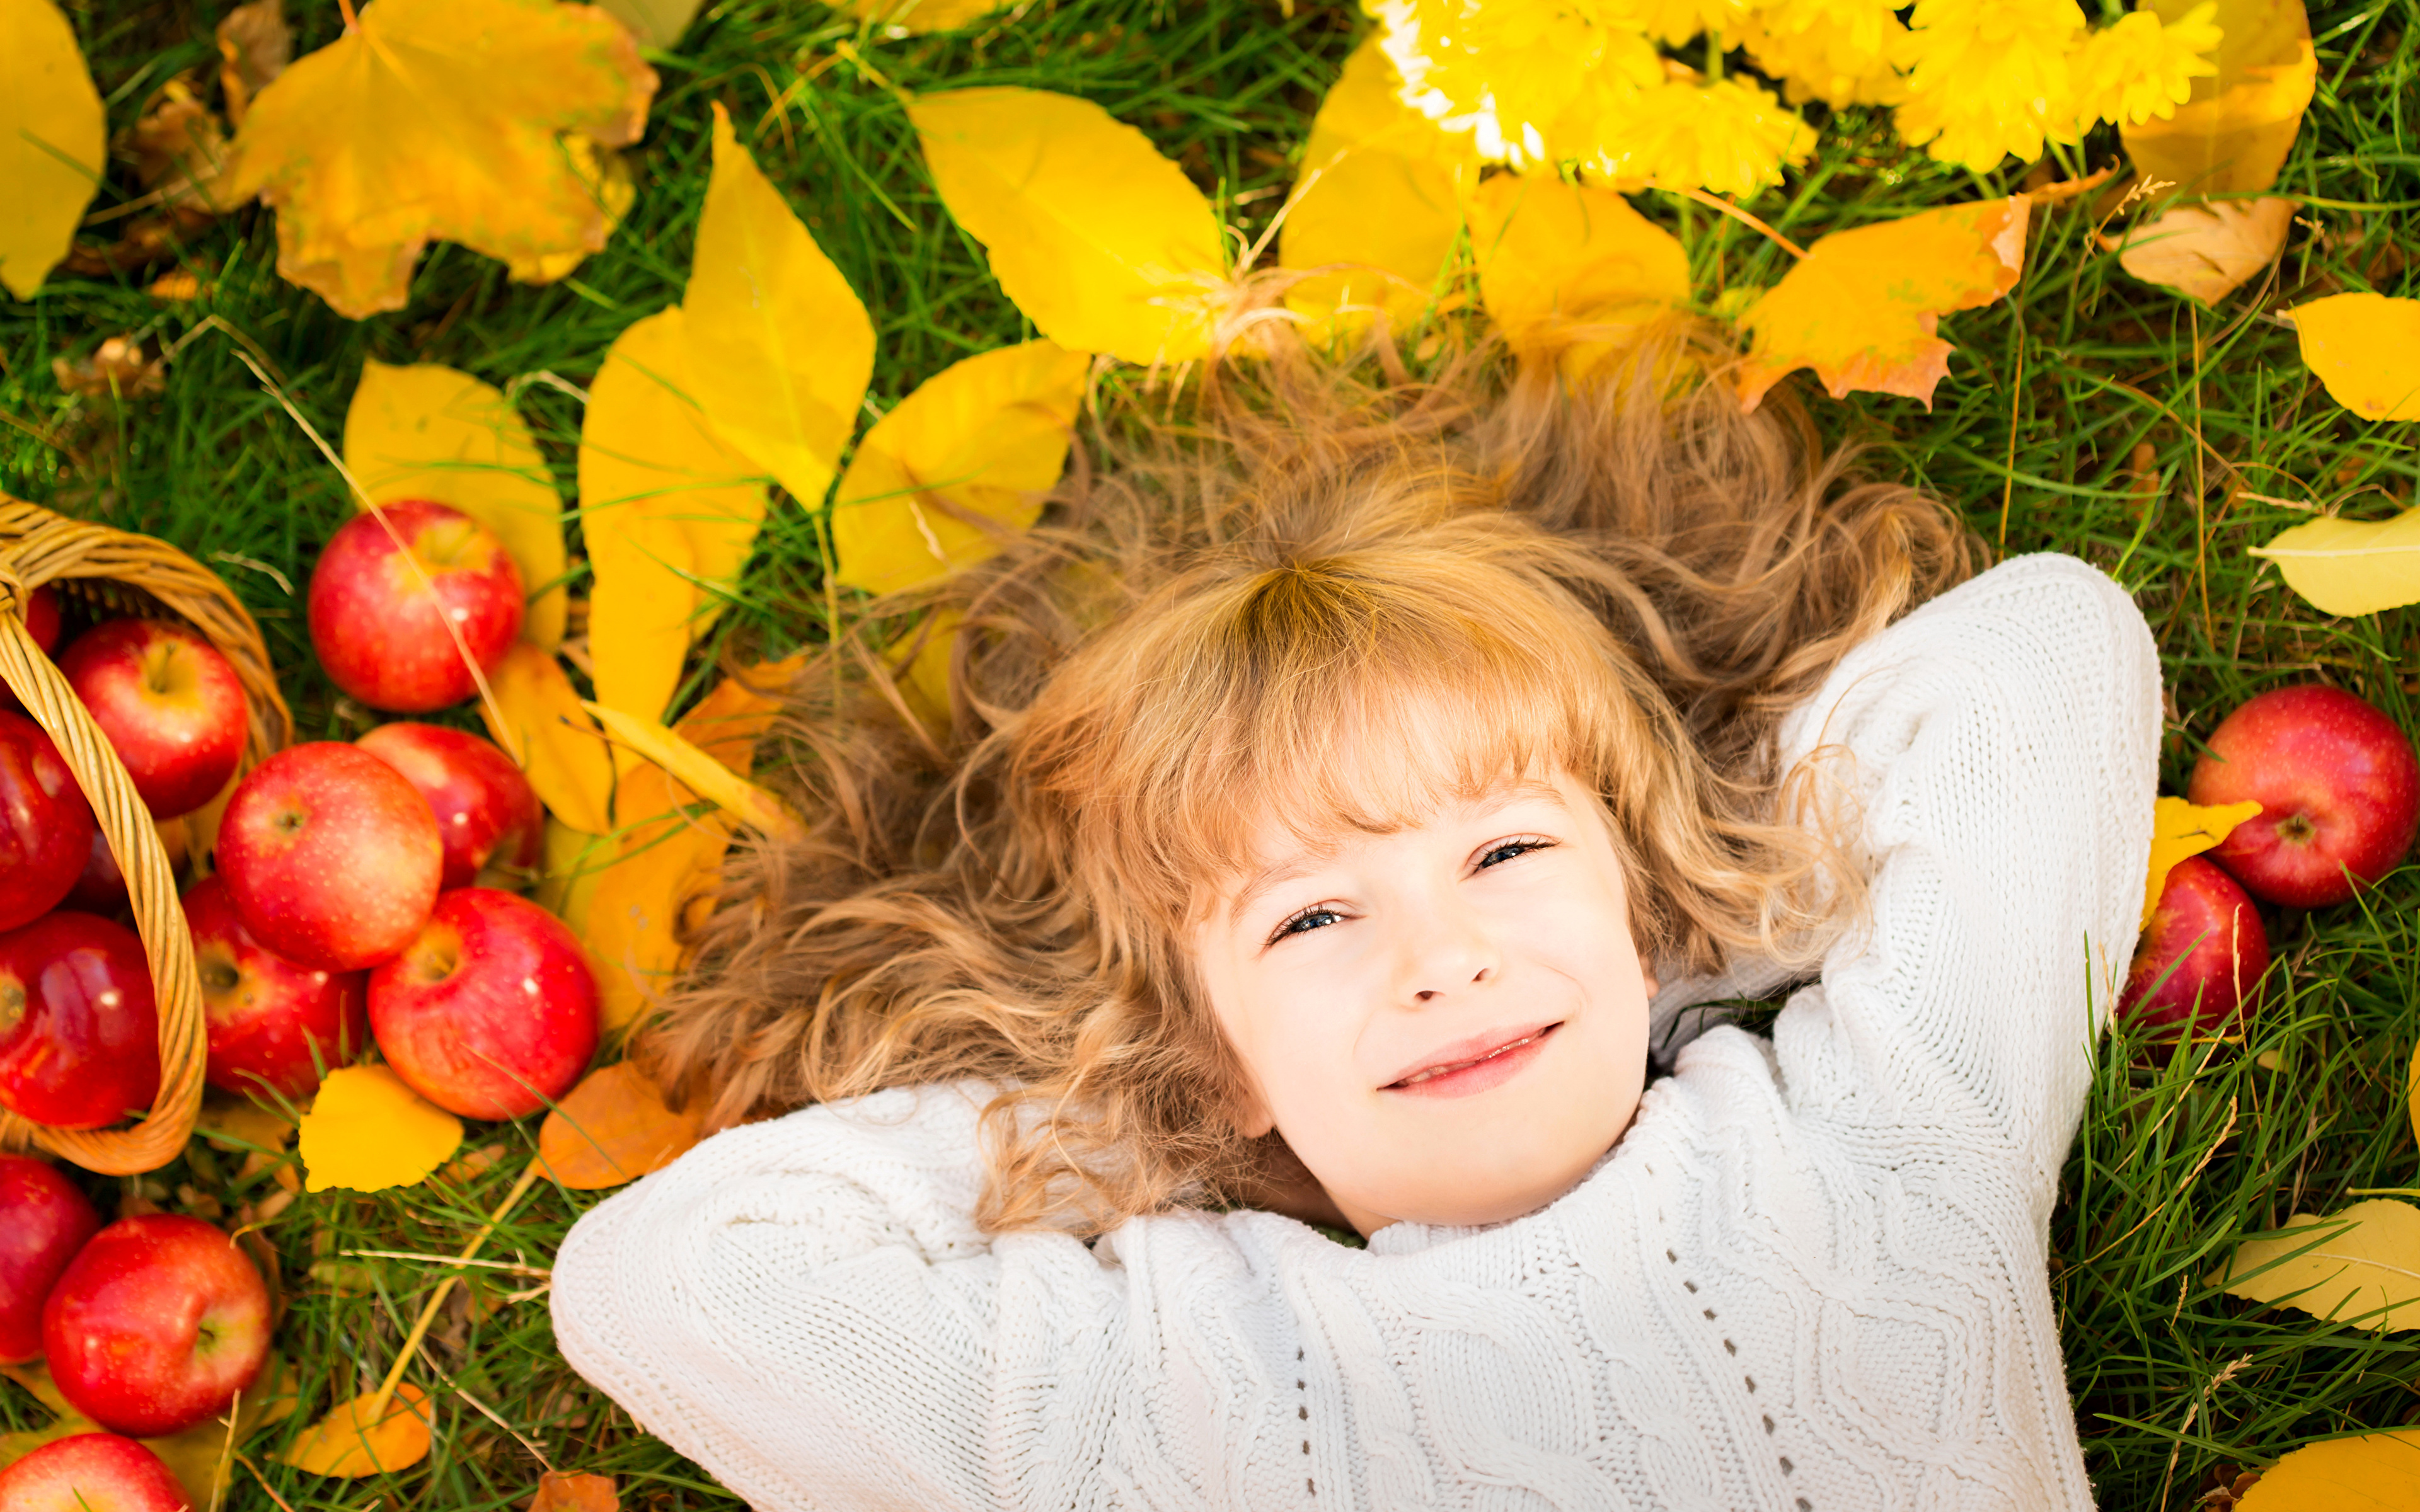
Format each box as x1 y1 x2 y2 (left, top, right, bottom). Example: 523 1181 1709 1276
0 496 292 1174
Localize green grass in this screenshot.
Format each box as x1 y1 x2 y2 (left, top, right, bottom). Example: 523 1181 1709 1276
3 0 2416 1506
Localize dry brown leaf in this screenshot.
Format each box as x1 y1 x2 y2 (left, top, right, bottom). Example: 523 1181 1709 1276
538 1062 701 1189
52 336 165 399
216 0 292 129
2108 195 2295 303
529 1470 621 1512
279 1382 434 1477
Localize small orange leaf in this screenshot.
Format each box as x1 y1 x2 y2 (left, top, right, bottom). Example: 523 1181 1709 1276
2143 795 2264 931
279 1383 433 1477
484 644 615 836
538 1062 701 1189
297 1065 462 1194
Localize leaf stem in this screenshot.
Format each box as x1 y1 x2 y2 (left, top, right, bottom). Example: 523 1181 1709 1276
335 0 358 30
1660 185 1806 260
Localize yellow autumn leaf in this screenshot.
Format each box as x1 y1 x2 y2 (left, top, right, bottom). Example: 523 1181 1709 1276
887 605 963 735
1279 33 1478 342
1736 196 2032 411
910 87 1229 365
1469 175 1690 379
193 1091 297 1152
596 0 699 48
841 0 1004 30
2108 196 2296 305
534 818 609 937
583 701 802 842
680 103 873 510
536 1061 701 1188
1 0 107 299
344 359 569 648
2220 1199 2420 1331
2411 1036 2420 1154
2122 0 2315 195
2144 795 2264 930
0 1354 294 1503
2287 292 2420 422
481 643 614 835
2237 1431 2420 1509
280 1382 434 1477
224 0 657 318
2249 503 2420 617
832 341 1088 597
581 307 769 726
297 1065 463 1194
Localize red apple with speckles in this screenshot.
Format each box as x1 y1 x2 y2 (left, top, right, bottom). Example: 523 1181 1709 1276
56 619 247 820
216 743 442 971
0 1154 102 1363
369 888 599 1119
2118 856 2270 1038
0 709 98 932
0 1433 193 1512
0 912 160 1131
357 723 542 889
2189 685 2420 908
182 876 368 1101
42 1214 270 1438
308 500 524 713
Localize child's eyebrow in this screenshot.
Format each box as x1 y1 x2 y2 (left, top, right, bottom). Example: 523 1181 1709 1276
1223 778 1569 927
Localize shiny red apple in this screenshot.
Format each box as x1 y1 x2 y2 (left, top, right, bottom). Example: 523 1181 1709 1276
2190 685 2420 908
308 500 524 713
0 1432 193 1512
369 888 599 1119
0 1154 102 1363
216 742 442 971
0 912 160 1131
56 619 247 820
2118 856 2271 1037
182 876 369 1101
0 709 99 932
3 584 64 716
357 723 543 889
42 1214 270 1438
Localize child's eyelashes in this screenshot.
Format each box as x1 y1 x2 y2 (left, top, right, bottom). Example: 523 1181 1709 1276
1264 836 1561 946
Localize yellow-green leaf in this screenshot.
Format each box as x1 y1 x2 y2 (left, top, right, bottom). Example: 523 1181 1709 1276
909 86 1228 365
2249 503 2420 617
536 1061 701 1188
2122 0 2316 195
280 1383 434 1477
2236 1431 2420 1509
2143 795 2264 930
1469 174 1690 379
580 307 768 725
596 0 698 48
2286 292 2420 422
832 340 1088 596
679 102 873 509
1 0 107 299
2220 1199 2420 1331
297 1066 463 1194
482 643 614 835
343 359 569 648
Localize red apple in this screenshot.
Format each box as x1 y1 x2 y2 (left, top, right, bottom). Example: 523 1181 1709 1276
370 888 599 1119
42 1214 270 1438
0 1432 193 1512
216 742 442 971
0 912 160 1131
2118 856 2271 1037
0 709 99 932
0 1154 102 1363
2189 685 2420 908
308 500 525 713
357 723 543 889
55 619 248 820
3 585 64 717
181 876 368 1101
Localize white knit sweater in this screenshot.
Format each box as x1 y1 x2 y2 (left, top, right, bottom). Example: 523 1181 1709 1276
552 553 2162 1511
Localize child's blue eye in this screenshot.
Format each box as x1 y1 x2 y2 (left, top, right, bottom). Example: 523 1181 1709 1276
1272 906 1342 941
1266 839 1556 944
1479 837 1553 868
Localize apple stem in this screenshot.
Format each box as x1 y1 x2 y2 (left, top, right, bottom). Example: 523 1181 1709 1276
366 1160 543 1421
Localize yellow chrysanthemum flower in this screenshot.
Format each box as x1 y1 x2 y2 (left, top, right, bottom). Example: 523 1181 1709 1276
1581 74 1818 197
2071 3 2222 126
1734 0 1915 106
1601 0 1754 48
1896 0 2089 170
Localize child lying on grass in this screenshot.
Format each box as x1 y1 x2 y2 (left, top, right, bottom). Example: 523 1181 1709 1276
553 326 2159 1510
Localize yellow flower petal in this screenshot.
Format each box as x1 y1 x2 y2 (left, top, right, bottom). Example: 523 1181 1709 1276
298 1066 463 1194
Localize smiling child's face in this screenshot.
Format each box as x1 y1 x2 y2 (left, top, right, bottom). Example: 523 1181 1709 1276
1189 722 1658 1237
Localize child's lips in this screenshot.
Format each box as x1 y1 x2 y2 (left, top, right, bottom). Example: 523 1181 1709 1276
1382 1021 1562 1099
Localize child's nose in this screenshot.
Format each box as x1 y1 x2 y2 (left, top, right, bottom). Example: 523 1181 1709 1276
1400 902 1502 1002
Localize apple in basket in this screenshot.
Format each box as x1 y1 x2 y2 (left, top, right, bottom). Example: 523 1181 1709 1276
216 742 442 971
42 1214 270 1438
357 722 543 889
183 876 369 1101
2189 685 2420 908
0 912 161 1131
55 618 248 820
1 583 63 716
0 709 100 933
0 1432 194 1512
370 888 599 1119
2117 856 2270 1039
308 500 524 713
0 1154 103 1364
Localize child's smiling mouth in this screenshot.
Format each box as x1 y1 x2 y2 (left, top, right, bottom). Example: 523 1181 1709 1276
1383 1021 1563 1098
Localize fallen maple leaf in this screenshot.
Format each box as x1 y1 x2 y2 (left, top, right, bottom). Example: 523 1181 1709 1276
529 1470 622 1512
2143 795 2263 931
224 0 658 318
2235 1431 2420 1509
297 1065 462 1194
538 1062 701 1189
2219 1199 2420 1331
2121 0 2315 195
2107 195 2295 303
2 0 107 299
1735 195 2032 411
1469 174 1689 377
216 0 292 129
2248 503 2420 617
911 86 1230 365
2286 292 2420 422
280 1382 434 1477
483 643 614 836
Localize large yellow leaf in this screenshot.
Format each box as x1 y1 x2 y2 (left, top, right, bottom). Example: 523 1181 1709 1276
584 702 800 841
832 341 1088 596
1 0 106 299
1736 197 2032 411
344 359 569 648
2288 292 2420 422
536 1060 701 1188
223 0 657 318
581 307 769 726
280 1383 433 1477
2142 796 2264 930
680 103 873 510
2248 504 2420 617
909 87 1229 365
596 0 699 48
297 1065 463 1194
534 817 609 936
2236 1431 2420 1509
1279 34 1478 342
482 643 614 835
2220 1199 2420 1331
2122 0 2315 195
1469 175 1690 379
2108 195 2296 305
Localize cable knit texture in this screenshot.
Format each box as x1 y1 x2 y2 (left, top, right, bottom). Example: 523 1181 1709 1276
552 553 2162 1511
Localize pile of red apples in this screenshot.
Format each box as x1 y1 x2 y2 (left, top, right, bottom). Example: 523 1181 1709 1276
2121 685 2420 1041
